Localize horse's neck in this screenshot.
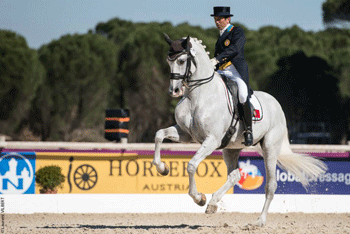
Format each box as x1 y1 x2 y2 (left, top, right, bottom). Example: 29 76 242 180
184 51 223 100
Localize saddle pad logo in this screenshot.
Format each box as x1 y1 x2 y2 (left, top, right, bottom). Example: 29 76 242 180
0 152 35 194
237 160 264 190
253 109 261 119
250 95 263 121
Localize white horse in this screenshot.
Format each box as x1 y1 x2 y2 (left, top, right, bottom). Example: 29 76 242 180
152 35 327 227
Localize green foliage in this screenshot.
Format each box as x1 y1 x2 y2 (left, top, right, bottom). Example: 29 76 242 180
265 51 348 143
34 33 118 140
322 0 350 25
0 30 45 137
35 165 65 190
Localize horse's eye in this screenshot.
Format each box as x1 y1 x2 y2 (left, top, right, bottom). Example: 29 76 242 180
178 59 185 65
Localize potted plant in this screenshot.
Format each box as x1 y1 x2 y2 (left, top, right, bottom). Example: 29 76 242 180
35 165 65 194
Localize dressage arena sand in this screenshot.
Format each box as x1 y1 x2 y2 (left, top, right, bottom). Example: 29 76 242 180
5 212 350 234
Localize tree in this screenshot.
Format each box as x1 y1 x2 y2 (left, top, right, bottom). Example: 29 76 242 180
323 0 350 28
0 30 45 138
265 51 346 143
33 33 118 140
96 19 178 142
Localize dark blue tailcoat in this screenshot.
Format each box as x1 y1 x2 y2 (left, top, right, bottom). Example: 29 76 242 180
214 26 249 86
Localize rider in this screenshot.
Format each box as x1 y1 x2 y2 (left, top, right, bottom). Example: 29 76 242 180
210 6 253 146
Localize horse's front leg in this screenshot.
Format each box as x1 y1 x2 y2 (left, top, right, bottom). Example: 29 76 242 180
206 149 241 214
187 136 219 206
153 125 192 175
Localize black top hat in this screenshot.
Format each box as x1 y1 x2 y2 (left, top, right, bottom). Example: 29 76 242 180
211 6 233 17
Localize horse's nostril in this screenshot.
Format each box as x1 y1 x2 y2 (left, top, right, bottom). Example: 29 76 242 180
175 88 179 93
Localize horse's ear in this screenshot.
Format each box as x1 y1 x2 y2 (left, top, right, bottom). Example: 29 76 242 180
181 36 190 49
164 33 172 45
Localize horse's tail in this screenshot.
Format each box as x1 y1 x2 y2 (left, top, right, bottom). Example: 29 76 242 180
276 133 327 188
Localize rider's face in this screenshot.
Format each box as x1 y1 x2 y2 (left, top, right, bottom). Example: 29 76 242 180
214 16 230 30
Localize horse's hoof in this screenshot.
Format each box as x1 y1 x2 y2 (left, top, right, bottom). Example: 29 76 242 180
243 219 265 230
196 193 206 206
205 204 218 214
157 163 169 176
242 224 257 231
161 164 169 176
253 217 266 227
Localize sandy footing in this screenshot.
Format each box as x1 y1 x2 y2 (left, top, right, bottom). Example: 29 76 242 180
5 212 350 234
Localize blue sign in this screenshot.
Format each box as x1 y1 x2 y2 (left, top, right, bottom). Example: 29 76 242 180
234 157 350 195
0 152 36 194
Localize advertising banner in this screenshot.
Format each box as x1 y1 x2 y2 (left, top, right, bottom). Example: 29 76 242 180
0 148 349 194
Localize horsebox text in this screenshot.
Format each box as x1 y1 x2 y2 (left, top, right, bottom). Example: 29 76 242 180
108 159 226 192
109 159 223 177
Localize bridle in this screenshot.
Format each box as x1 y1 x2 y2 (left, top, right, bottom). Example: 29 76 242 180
167 40 215 89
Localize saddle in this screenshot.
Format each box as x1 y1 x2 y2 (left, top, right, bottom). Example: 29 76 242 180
220 75 262 121
221 75 239 110
218 75 263 149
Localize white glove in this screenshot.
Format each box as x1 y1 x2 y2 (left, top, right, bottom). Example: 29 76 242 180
210 58 219 69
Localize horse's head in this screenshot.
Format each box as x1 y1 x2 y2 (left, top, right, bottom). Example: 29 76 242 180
164 34 196 97
164 34 214 97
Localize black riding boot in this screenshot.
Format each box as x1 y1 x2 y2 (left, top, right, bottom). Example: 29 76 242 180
241 101 253 146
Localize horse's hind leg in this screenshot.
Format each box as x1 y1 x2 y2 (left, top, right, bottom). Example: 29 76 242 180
153 125 192 175
252 135 282 227
206 149 241 214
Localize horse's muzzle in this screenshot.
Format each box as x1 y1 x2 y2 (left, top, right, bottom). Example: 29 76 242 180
169 88 183 97
169 84 184 97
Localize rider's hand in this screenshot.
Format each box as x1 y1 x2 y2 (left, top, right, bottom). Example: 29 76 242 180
210 58 219 69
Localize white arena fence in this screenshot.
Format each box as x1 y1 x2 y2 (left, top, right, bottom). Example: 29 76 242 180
1 141 350 152
1 194 350 214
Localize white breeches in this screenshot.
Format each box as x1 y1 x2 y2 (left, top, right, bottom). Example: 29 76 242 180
218 65 248 104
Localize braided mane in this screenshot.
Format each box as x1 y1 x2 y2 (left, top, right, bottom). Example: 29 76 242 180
191 37 211 58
